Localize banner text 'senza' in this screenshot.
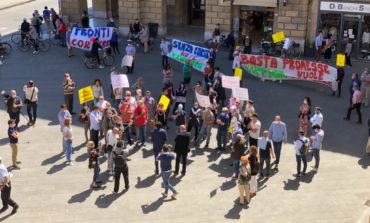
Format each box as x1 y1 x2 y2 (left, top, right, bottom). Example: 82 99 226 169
70 27 113 50
240 54 337 88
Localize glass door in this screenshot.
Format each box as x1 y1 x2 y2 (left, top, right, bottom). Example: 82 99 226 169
341 14 360 56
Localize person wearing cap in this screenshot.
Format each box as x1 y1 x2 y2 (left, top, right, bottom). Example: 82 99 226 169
0 158 19 214
294 130 310 177
310 107 323 128
23 80 39 126
152 122 167 175
63 73 76 115
310 125 324 172
125 40 136 74
58 104 71 152
7 120 20 169
174 125 191 175
237 155 251 206
89 106 102 149
257 130 275 178
87 141 102 188
249 113 261 147
268 115 287 171
216 107 229 151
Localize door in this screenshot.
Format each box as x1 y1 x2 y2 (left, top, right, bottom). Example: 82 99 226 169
341 14 360 57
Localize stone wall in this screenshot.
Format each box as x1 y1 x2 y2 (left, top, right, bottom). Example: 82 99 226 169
205 0 232 40
60 0 87 24
92 0 107 18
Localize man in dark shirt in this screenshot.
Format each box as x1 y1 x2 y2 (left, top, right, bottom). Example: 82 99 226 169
80 10 89 28
8 120 20 169
216 107 229 151
151 122 167 175
20 18 30 43
334 66 345 97
174 125 191 175
91 38 103 68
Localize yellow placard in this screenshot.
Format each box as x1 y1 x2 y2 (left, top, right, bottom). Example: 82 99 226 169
272 32 285 43
78 86 94 104
336 54 346 67
157 95 170 111
234 67 243 80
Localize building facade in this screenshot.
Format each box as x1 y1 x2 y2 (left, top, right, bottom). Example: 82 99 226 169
60 0 370 54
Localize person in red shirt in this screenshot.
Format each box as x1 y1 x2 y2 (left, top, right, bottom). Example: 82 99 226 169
134 100 148 146
58 18 67 47
119 98 133 144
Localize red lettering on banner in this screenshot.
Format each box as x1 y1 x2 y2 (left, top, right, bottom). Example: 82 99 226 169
305 61 311 72
83 41 90 49
250 56 256 65
311 62 317 72
295 60 301 70
297 71 324 81
270 58 277 68
240 54 248 64
323 64 329 74
289 60 294 70
283 58 290 69
256 56 262 67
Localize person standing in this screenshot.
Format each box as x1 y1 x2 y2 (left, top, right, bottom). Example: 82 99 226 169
160 37 170 68
344 85 362 124
314 31 324 61
125 40 136 74
87 141 101 188
42 6 51 34
294 130 310 177
243 34 252 54
58 18 67 47
66 24 74 57
216 107 229 151
92 79 104 104
174 125 191 175
323 34 333 60
152 122 167 175
248 145 259 197
63 73 76 115
197 107 215 148
231 134 247 179
298 97 311 136
268 115 287 171
249 114 261 147
237 155 251 206
360 67 370 107
106 17 116 28
187 102 201 142
134 100 148 147
0 158 19 214
162 64 173 86
106 127 119 175
310 125 324 172
23 80 38 126
20 18 30 43
310 107 323 128
80 10 89 28
173 104 186 131
227 32 236 60
58 104 71 152
6 90 23 130
140 24 149 54
157 144 178 198
345 38 353 67
349 73 362 105
28 25 39 54
78 106 90 143
62 118 73 165
7 120 20 169
173 82 187 113
110 28 120 55
89 106 102 149
335 66 345 97
144 90 156 122
111 141 130 193
183 60 192 85
258 130 275 178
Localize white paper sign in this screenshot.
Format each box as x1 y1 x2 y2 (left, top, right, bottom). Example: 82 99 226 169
222 76 240 89
196 93 211 108
121 55 133 67
111 74 130 89
232 87 249 101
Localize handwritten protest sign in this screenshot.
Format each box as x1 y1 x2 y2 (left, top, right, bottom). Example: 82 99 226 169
336 54 345 67
234 67 243 80
222 76 240 89
158 95 170 111
272 32 285 43
121 55 134 68
240 54 337 88
78 86 94 104
232 88 249 101
168 39 210 72
111 74 129 89
196 93 211 108
70 27 113 50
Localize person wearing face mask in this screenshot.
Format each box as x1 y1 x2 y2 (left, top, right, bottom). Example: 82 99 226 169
243 34 252 54
6 90 23 130
216 107 230 151
298 97 311 136
344 85 362 124
187 102 201 142
160 37 170 69
310 125 325 172
173 104 186 131
310 107 323 128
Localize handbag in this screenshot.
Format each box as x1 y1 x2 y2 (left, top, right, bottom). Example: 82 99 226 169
23 87 35 105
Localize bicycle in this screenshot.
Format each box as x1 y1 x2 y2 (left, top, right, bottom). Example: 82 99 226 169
281 40 301 58
17 37 50 52
0 35 12 56
48 31 63 46
205 35 228 50
84 48 115 69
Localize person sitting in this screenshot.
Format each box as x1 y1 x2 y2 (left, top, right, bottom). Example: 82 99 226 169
91 38 104 69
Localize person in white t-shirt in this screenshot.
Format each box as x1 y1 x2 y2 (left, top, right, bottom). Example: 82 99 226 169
294 129 310 177
310 107 323 128
160 37 170 69
106 127 120 175
249 113 261 147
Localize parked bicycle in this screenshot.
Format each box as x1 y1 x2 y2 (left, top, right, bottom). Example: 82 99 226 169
17 37 50 52
0 35 12 56
84 48 115 69
205 35 228 49
281 38 301 58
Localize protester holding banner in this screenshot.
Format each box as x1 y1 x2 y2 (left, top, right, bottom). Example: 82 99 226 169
125 40 136 74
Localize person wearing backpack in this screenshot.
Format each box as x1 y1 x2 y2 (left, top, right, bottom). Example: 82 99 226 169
238 155 251 206
111 141 129 193
294 130 310 177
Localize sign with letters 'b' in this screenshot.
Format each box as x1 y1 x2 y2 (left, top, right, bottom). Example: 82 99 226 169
78 86 94 104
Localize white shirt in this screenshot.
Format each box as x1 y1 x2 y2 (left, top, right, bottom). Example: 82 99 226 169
89 111 102 130
249 120 261 139
63 126 73 140
294 136 309 156
23 86 39 102
0 164 10 183
310 112 323 127
106 129 118 147
96 100 109 110
160 41 170 55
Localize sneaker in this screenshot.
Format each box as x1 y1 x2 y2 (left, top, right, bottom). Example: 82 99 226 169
171 192 178 199
161 192 168 197
99 65 104 69
11 205 18 214
68 162 74 166
32 51 39 54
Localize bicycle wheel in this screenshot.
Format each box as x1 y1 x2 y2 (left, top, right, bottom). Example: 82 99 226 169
85 58 96 69
39 40 50 52
1 42 12 56
17 40 31 52
103 55 115 66
50 35 61 46
11 33 21 45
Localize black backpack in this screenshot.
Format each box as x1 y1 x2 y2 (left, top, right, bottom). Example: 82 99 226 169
113 151 127 169
299 139 309 155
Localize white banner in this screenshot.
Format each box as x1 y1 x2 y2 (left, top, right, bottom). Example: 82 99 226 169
196 93 211 108
232 88 249 101
69 27 113 50
222 76 240 89
121 55 134 67
111 74 130 89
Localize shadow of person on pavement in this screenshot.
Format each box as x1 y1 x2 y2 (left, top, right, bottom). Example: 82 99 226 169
220 180 236 191
0 213 13 222
283 178 300 191
73 142 86 153
46 162 68 174
300 171 316 184
0 137 8 146
224 198 249 219
41 153 64 166
208 158 234 178
75 153 88 162
47 120 59 126
141 196 175 214
141 148 153 159
170 174 184 186
358 155 370 169
135 175 159 188
68 188 93 203
17 124 31 132
94 189 128 208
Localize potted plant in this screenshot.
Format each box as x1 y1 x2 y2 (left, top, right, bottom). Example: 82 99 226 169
304 39 315 58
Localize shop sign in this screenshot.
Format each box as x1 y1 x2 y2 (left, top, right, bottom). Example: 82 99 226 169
320 1 370 14
240 54 337 88
168 39 210 72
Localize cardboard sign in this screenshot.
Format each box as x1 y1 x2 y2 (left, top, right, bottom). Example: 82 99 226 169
196 93 211 108
222 76 240 89
232 87 249 101
168 39 210 72
336 54 346 67
157 95 170 111
234 67 243 80
78 86 94 104
111 74 129 89
240 54 337 88
70 27 113 50
272 32 285 43
121 55 134 67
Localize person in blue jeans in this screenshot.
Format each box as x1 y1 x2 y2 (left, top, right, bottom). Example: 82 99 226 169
294 130 310 177
216 107 229 151
268 115 287 171
62 118 73 165
152 122 167 175
157 144 178 199
310 125 324 171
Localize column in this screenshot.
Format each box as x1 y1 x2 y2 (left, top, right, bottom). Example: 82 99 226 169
60 0 87 24
205 0 232 41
